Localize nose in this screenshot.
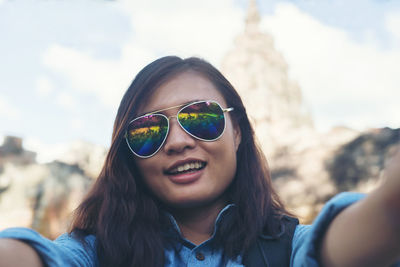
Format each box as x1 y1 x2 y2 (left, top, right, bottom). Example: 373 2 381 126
163 117 196 155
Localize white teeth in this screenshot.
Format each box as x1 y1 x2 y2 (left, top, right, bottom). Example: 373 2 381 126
183 163 190 171
169 161 205 174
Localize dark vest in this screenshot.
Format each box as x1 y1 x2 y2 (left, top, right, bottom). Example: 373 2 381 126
243 216 299 267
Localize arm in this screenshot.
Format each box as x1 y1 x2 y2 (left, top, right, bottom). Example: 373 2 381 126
320 148 400 267
0 239 44 267
0 228 98 267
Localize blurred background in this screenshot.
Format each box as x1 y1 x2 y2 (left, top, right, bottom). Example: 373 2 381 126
0 0 399 239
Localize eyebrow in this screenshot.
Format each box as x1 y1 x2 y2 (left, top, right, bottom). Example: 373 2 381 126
143 99 202 116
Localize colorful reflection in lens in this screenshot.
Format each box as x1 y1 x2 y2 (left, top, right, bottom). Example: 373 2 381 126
178 102 224 140
127 115 168 157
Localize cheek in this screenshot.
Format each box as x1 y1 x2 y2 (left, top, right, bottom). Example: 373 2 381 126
135 159 160 189
222 132 239 179
210 136 238 177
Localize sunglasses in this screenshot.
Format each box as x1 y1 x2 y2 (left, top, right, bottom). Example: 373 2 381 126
125 100 234 158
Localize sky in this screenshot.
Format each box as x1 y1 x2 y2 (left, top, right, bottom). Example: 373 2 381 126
1 0 399 159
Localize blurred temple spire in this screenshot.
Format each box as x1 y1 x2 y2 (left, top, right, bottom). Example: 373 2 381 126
245 0 261 34
222 0 314 156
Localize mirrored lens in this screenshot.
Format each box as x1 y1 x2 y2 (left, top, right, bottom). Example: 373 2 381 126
126 114 168 157
178 101 225 140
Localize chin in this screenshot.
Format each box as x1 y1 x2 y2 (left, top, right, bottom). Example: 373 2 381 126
166 197 205 209
165 193 223 210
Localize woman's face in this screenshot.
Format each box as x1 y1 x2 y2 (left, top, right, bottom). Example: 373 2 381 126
134 71 241 209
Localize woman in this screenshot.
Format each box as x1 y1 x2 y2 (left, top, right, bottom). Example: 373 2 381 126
0 56 399 267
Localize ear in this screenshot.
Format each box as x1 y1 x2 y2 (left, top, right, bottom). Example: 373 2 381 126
233 122 241 151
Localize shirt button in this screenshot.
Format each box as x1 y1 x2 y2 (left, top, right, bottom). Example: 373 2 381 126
195 252 205 261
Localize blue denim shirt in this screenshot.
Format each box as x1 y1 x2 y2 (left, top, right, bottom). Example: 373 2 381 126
1 192 398 266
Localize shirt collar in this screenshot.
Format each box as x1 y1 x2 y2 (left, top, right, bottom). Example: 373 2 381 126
164 204 236 247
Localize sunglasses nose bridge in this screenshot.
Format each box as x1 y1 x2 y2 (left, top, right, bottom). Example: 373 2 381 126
166 115 179 127
168 115 178 120
166 114 185 134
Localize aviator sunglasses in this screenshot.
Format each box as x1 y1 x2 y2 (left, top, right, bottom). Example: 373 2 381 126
125 100 234 158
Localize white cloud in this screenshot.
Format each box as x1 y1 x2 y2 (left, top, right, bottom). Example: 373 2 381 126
41 0 243 110
261 3 400 131
0 95 21 119
121 0 243 66
56 91 77 110
69 117 84 131
43 43 154 110
35 76 54 97
385 12 400 45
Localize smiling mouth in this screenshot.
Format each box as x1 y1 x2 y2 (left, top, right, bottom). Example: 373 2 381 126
165 161 207 175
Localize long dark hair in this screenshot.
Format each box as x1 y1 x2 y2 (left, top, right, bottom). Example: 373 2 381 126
70 56 291 267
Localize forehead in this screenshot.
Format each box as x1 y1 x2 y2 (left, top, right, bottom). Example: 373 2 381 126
140 71 227 114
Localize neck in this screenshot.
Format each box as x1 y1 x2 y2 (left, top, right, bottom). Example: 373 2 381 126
170 198 228 245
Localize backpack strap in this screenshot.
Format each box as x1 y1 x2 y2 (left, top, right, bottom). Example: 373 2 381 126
243 216 299 267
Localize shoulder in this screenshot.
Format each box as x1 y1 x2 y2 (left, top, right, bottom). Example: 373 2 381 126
290 192 366 267
54 232 98 266
0 227 98 267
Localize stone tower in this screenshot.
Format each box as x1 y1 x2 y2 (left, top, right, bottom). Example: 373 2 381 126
221 0 313 156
